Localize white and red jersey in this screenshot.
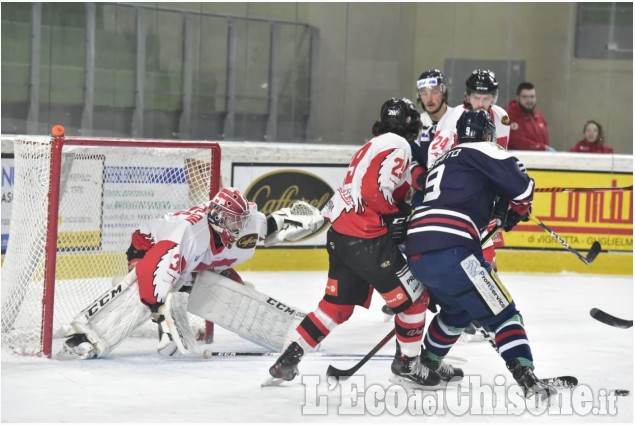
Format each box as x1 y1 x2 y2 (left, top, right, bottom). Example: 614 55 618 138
410 106 455 189
321 132 411 238
428 104 510 167
135 202 267 305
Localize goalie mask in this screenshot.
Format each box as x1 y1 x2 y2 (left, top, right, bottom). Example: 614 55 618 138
208 188 251 245
456 109 497 144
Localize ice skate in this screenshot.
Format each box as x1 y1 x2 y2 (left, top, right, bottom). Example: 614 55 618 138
268 341 304 382
421 349 464 382
389 351 442 389
62 334 97 360
507 359 556 401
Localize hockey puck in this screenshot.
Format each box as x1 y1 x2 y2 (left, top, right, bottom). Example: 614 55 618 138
614 389 629 396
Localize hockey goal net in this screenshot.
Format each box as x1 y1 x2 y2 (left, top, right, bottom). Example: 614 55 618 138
1 129 221 357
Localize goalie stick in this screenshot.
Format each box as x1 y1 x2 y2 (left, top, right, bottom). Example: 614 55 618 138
529 215 601 265
590 308 633 329
534 185 633 193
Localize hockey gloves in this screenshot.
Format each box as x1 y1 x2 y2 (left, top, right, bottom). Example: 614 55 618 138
384 202 412 244
494 199 530 232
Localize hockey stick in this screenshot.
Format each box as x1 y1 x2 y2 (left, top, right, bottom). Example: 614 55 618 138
326 329 396 380
204 350 394 359
529 215 601 265
590 308 633 329
534 185 632 193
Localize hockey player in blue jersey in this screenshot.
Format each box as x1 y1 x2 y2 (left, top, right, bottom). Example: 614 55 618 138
405 109 556 400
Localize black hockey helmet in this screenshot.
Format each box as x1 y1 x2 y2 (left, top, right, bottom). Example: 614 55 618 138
416 69 448 103
456 109 497 144
372 97 422 143
465 69 499 103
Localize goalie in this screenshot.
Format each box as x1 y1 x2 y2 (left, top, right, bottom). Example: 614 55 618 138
62 187 323 359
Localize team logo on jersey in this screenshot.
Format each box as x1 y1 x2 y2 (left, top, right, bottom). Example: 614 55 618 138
325 278 339 296
236 233 258 249
510 122 519 131
501 115 510 126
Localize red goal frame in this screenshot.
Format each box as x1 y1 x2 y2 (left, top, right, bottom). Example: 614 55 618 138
40 134 221 357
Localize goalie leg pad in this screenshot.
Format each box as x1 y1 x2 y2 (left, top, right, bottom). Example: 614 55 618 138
188 271 306 351
155 291 199 357
66 270 151 358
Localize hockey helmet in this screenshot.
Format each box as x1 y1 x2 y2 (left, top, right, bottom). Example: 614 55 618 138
416 69 448 103
456 109 497 144
465 69 499 104
208 187 251 245
375 97 422 143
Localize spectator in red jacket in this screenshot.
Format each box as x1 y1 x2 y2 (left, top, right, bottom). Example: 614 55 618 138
507 82 554 151
569 120 614 154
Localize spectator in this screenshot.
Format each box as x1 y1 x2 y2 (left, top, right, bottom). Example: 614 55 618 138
507 82 554 151
569 120 614 154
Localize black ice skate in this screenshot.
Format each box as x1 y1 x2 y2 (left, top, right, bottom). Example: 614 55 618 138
390 351 442 388
507 359 556 401
269 342 304 382
421 349 464 382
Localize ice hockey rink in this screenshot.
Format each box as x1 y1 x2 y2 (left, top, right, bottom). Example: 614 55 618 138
1 270 632 423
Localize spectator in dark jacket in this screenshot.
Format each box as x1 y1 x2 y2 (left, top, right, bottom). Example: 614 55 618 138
569 120 614 154
507 82 554 151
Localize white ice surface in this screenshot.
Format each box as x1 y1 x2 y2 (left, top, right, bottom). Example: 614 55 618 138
2 271 633 423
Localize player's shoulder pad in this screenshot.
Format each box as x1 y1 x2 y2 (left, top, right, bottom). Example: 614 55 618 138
436 104 465 130
491 105 510 126
458 141 513 160
247 201 258 212
376 132 411 151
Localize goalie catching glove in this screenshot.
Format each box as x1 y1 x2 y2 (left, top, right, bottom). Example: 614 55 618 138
264 201 324 247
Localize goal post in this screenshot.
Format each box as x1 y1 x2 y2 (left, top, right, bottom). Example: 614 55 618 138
1 127 221 357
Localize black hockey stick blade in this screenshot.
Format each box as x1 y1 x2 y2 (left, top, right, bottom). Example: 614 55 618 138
590 308 633 329
530 215 600 266
585 241 602 264
326 329 396 380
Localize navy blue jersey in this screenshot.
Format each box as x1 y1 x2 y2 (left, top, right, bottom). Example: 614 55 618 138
405 141 534 255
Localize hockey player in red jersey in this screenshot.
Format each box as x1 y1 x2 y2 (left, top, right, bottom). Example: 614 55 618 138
62 187 323 359
268 98 462 388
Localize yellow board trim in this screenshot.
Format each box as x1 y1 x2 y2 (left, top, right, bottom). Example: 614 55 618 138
3 249 630 278
496 250 632 275
235 248 329 272
235 248 632 275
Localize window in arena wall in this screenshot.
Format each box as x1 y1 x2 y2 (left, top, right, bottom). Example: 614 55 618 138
575 2 633 59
